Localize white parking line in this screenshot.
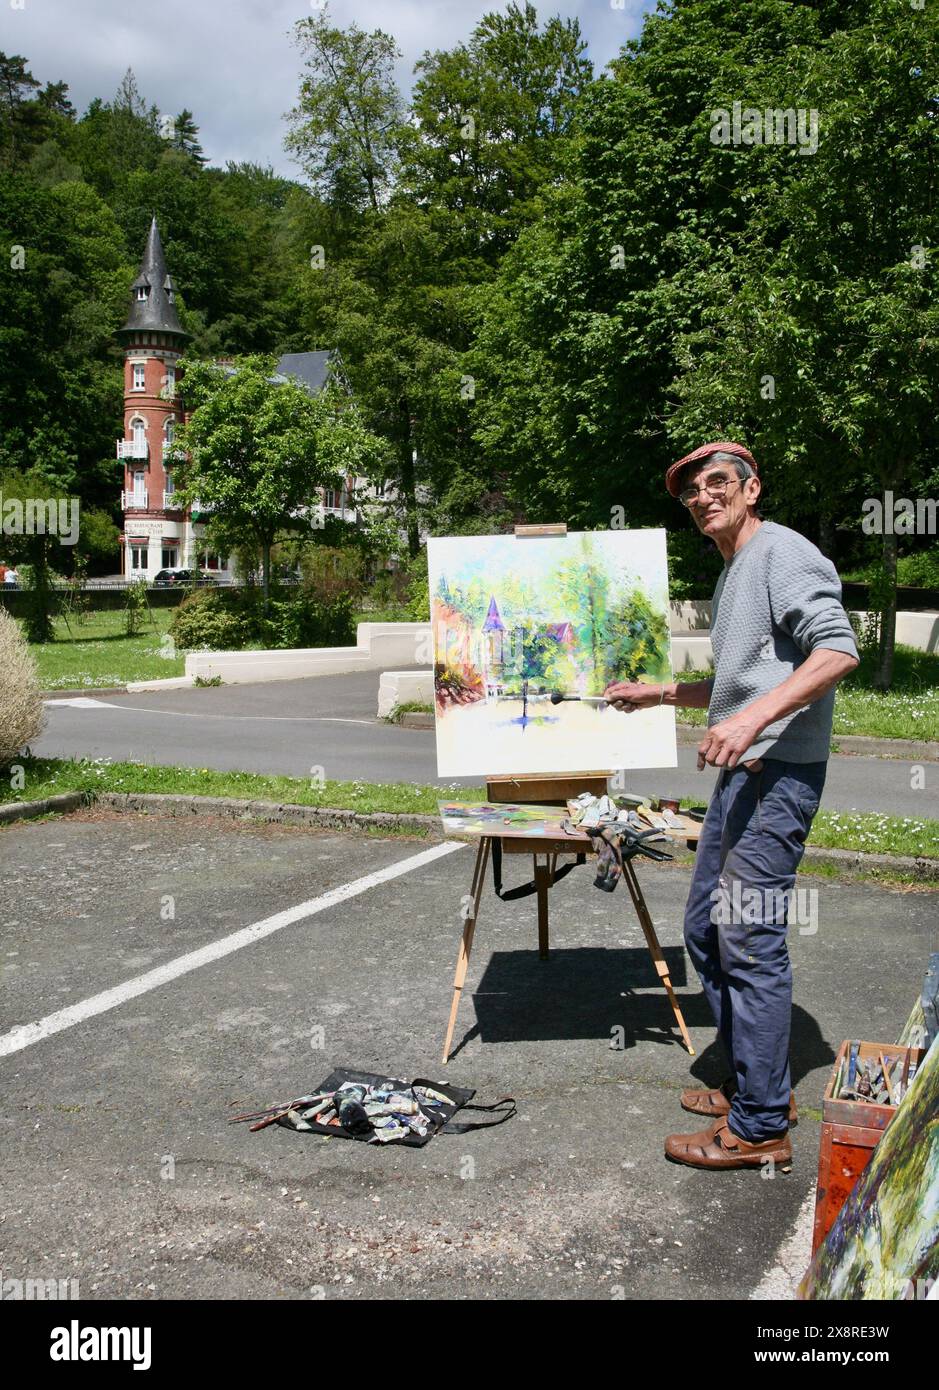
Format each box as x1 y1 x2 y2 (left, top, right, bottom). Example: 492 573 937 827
44 699 377 725
0 840 465 1059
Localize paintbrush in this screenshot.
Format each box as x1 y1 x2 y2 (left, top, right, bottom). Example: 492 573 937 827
550 692 609 707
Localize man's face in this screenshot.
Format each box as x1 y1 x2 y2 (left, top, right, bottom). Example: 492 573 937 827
680 460 758 540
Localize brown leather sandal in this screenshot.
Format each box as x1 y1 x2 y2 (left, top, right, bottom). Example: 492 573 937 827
680 1081 798 1125
665 1117 792 1170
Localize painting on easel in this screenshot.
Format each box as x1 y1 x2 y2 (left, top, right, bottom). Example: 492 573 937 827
427 529 676 777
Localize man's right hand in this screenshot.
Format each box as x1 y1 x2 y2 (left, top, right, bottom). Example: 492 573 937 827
603 681 665 712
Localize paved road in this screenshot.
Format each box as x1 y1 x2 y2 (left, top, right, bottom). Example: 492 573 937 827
2 809 934 1299
37 673 939 817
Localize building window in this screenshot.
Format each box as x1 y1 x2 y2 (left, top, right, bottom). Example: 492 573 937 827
132 363 146 391
136 287 148 302
164 366 176 395
131 470 146 502
130 545 148 570
164 470 174 496
164 419 174 444
324 488 342 510
131 418 146 448
162 546 178 569
199 551 226 570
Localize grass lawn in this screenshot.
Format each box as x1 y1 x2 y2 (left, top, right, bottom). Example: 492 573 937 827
4 757 938 861
28 608 185 688
676 644 939 742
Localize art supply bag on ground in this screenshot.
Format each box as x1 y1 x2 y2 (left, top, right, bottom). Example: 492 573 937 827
230 1067 516 1149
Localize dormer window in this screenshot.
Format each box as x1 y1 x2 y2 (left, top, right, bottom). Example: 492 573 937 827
136 287 149 301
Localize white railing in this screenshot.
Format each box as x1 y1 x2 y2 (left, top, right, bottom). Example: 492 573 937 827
117 439 148 459
162 441 183 460
163 492 181 509
121 490 148 510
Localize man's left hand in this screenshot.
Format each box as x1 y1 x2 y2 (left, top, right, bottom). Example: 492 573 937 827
697 712 766 770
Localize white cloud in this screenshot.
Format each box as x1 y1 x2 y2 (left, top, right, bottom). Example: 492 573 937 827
12 0 652 178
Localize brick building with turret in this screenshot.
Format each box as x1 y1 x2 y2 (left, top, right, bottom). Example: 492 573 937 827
115 218 369 582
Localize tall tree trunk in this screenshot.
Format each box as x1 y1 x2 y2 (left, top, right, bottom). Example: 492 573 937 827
818 512 835 557
399 412 420 558
261 539 272 613
873 526 898 692
25 535 53 644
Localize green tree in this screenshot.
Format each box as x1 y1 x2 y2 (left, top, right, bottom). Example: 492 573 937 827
173 355 385 604
285 10 404 213
0 466 76 642
404 2 592 259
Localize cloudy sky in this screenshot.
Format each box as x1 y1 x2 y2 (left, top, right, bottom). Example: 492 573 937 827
10 0 653 177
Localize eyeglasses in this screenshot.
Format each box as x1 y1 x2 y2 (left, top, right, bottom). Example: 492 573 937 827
678 474 743 508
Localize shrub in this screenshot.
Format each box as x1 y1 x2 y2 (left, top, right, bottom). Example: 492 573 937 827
168 586 355 651
298 546 365 604
169 589 255 650
896 548 939 589
0 608 43 766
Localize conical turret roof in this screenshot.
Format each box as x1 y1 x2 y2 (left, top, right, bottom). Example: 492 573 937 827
117 216 189 341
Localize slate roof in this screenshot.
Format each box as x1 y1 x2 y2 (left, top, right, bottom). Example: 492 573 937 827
118 217 189 341
273 351 337 394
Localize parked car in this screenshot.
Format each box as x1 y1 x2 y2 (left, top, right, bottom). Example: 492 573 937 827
153 568 215 588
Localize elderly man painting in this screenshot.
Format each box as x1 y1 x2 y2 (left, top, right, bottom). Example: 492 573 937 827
605 442 859 1170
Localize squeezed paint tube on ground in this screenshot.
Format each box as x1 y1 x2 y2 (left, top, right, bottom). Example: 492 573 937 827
414 1086 451 1107
370 1121 409 1143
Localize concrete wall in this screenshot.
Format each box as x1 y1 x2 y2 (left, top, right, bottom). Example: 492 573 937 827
185 621 428 684
131 606 938 694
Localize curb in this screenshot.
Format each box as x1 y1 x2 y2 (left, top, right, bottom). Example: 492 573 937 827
41 687 127 699
3 790 936 880
396 712 434 729
94 792 439 836
0 791 89 824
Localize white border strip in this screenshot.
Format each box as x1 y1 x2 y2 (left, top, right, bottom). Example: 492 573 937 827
0 840 464 1059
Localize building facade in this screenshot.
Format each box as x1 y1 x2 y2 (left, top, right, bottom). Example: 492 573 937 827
115 217 217 579
116 219 421 581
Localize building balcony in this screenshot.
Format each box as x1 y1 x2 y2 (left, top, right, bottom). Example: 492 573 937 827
121 490 148 510
117 439 148 460
163 492 183 509
162 441 184 461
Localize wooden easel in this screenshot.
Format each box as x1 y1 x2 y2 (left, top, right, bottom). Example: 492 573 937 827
441 772 697 1062
439 519 694 1062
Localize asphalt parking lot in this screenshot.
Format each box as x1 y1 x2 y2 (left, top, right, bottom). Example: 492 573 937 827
1 809 936 1300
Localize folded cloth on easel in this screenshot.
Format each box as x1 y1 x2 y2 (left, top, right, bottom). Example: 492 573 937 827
583 824 674 892
229 1067 516 1148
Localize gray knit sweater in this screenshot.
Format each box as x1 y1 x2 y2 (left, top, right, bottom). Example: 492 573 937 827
707 521 859 763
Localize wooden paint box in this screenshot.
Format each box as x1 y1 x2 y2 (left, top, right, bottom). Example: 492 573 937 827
812 1039 925 1255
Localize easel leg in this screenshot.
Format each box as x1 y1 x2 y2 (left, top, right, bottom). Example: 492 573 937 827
621 859 695 1056
534 855 551 960
442 837 491 1064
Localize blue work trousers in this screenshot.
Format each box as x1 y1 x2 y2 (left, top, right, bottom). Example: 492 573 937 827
683 757 827 1142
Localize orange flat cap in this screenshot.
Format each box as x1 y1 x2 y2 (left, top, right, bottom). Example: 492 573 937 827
665 441 759 497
